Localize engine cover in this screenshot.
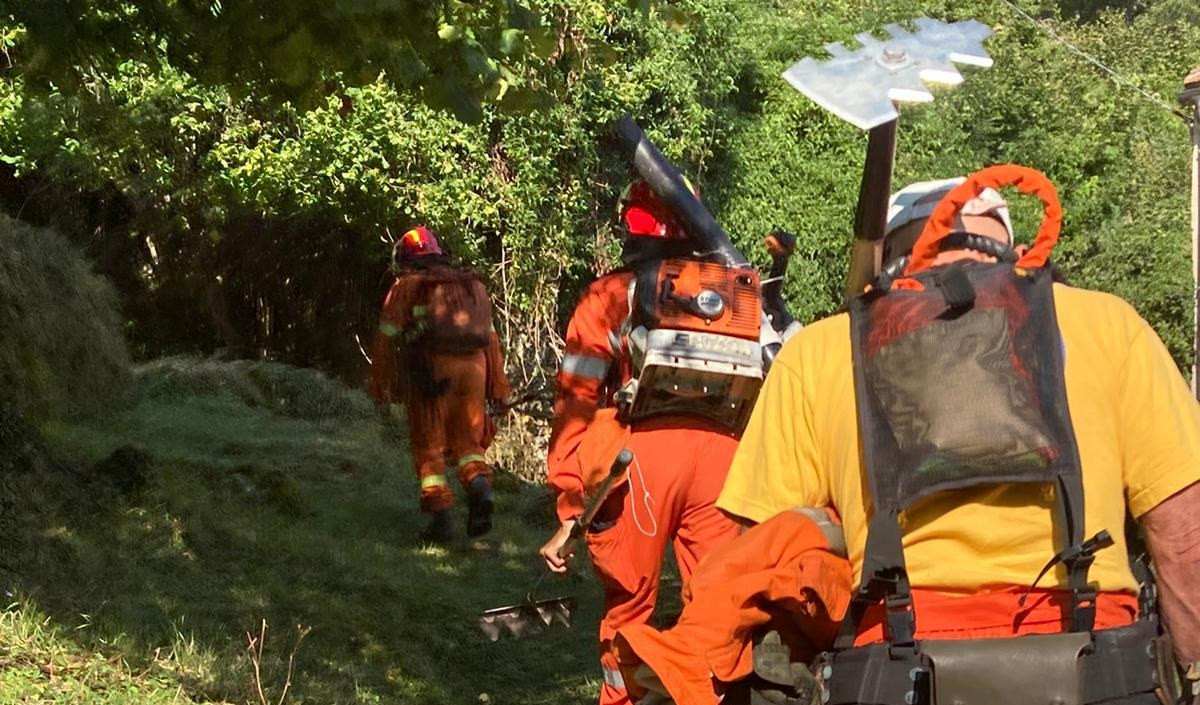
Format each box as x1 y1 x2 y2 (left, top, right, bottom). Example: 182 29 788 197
625 328 764 431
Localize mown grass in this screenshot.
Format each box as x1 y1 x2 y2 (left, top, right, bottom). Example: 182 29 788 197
0 357 679 704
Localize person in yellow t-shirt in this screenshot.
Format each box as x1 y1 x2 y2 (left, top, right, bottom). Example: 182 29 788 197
717 176 1200 677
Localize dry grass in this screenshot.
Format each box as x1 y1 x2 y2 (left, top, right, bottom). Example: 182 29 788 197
0 215 132 425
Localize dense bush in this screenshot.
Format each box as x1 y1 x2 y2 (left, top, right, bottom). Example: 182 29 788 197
0 0 744 384
0 215 132 425
0 0 1195 383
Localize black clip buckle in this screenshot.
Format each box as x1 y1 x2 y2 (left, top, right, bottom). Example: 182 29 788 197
884 592 917 651
1019 529 1114 606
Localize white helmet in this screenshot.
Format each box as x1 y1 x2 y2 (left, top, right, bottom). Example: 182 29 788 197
885 177 1014 241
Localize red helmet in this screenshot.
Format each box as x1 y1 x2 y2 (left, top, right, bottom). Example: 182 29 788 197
618 177 699 240
395 225 443 259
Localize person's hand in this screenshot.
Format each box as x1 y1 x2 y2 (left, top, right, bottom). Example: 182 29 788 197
539 519 577 573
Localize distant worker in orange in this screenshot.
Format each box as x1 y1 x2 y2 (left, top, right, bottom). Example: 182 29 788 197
540 179 762 705
370 225 511 543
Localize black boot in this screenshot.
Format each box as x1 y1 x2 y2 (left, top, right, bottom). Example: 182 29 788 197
466 476 495 538
420 509 454 543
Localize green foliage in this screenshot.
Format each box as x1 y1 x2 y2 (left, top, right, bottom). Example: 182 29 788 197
2 0 690 122
0 215 132 425
0 0 745 378
0 0 1196 377
708 0 1198 368
6 0 539 122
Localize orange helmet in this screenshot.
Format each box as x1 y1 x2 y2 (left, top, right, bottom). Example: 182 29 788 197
394 225 443 259
618 177 699 240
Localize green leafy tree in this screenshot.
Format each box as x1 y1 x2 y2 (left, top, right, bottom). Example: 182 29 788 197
5 0 546 120
0 0 745 378
0 0 1196 382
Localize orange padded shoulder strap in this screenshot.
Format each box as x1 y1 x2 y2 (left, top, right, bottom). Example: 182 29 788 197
902 164 1063 280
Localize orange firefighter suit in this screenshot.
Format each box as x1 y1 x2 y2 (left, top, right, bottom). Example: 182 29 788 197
614 508 854 705
548 270 742 705
370 264 510 513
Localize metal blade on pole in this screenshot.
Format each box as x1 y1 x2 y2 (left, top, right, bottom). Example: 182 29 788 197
476 450 634 641
780 17 994 299
781 18 994 131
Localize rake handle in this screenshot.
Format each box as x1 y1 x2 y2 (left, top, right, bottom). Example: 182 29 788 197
556 448 634 561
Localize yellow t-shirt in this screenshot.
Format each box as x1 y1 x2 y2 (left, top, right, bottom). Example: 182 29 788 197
717 283 1200 593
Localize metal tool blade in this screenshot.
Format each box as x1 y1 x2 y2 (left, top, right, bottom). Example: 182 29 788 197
782 17 994 130
477 596 578 641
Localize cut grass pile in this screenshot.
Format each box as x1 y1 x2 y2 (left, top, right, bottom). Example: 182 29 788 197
0 214 132 426
1 356 677 705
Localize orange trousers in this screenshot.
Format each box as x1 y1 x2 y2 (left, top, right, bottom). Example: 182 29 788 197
406 350 492 512
583 417 741 705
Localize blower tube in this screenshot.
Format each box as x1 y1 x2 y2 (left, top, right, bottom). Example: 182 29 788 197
611 116 748 268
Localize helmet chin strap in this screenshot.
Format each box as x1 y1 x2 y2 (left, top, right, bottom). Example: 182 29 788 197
877 231 1018 283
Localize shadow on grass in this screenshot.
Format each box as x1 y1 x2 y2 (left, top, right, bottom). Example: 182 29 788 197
0 382 611 705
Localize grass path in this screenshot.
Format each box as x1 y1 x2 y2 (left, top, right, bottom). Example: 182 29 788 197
0 360 677 704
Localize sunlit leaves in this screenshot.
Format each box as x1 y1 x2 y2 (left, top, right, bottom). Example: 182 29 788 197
2 0 702 120
4 1 557 121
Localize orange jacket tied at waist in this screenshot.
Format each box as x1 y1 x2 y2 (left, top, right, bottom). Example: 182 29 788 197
614 509 854 705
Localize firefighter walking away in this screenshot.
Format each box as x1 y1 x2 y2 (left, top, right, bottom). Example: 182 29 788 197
369 225 512 543
540 178 771 705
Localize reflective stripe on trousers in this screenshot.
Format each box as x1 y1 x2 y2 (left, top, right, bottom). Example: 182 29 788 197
457 454 487 467
562 354 610 380
421 474 449 489
602 665 625 691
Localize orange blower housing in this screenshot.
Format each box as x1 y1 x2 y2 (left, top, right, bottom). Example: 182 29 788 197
638 259 763 339
623 259 765 431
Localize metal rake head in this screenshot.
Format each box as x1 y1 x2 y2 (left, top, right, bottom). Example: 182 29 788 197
478 596 577 641
782 17 994 130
